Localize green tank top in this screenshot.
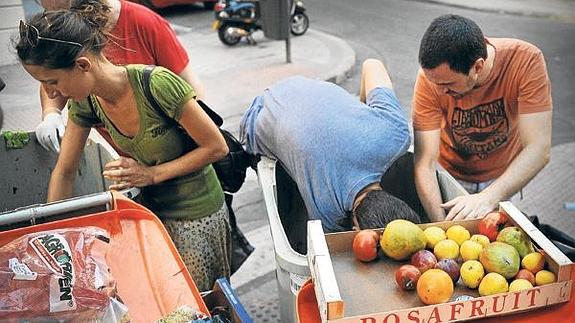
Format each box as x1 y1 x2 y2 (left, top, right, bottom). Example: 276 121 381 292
68 65 224 220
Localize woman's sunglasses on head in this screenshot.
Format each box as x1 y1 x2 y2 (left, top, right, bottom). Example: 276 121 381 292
19 20 83 48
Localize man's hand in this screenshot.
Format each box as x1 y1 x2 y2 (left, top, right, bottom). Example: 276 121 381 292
103 157 155 190
441 192 498 220
35 111 65 152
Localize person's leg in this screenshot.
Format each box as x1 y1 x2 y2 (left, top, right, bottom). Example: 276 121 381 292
162 203 231 292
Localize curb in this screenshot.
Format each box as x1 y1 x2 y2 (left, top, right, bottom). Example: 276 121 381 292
179 28 356 130
312 30 356 85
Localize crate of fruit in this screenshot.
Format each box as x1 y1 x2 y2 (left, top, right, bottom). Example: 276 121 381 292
307 201 573 322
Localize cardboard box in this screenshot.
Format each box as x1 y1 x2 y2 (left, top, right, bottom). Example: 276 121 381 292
307 202 573 322
203 278 253 323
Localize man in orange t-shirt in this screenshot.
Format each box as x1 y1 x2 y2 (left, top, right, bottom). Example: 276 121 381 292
413 14 552 222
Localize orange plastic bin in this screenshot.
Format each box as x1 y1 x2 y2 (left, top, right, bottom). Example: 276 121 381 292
0 191 208 322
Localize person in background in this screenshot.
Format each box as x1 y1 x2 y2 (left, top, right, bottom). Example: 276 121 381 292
240 59 421 235
36 0 205 153
15 1 229 291
413 14 552 222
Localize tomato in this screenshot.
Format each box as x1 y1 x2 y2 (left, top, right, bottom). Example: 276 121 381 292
478 211 509 241
352 229 380 262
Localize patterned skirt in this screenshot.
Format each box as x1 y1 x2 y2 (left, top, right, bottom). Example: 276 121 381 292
162 203 231 291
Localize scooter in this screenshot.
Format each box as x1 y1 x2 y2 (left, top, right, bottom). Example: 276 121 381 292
212 0 309 46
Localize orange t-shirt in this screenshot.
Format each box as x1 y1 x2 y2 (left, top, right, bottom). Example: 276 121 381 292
412 38 552 182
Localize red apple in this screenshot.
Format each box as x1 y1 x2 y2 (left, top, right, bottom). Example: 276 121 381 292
410 250 438 273
395 265 421 291
435 258 460 283
352 229 380 262
478 211 509 241
515 269 536 285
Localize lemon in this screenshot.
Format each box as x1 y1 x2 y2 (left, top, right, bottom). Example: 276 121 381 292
470 234 490 248
424 227 447 249
535 270 556 286
434 239 460 260
460 260 485 289
509 279 533 292
446 225 471 246
479 272 509 296
460 240 483 261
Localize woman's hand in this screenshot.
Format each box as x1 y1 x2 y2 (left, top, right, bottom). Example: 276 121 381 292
103 157 155 190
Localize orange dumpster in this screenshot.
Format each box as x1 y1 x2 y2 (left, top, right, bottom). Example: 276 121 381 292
0 191 208 322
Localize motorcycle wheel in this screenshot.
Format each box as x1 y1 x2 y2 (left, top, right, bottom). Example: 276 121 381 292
290 12 309 36
218 24 242 46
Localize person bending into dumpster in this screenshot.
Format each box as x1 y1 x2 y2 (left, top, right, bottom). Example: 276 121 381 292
15 2 230 291
413 14 552 222
240 59 421 233
35 0 205 154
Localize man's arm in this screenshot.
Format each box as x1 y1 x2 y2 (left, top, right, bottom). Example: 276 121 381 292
414 129 446 222
443 111 552 220
178 63 206 101
359 59 393 103
37 85 67 152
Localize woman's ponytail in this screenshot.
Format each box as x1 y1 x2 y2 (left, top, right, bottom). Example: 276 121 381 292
69 0 111 32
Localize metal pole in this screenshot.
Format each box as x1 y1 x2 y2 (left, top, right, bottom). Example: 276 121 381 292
0 192 113 226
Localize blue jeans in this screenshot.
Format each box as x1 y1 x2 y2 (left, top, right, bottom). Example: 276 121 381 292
456 178 523 202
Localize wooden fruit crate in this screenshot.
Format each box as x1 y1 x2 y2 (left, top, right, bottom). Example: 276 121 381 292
307 201 573 322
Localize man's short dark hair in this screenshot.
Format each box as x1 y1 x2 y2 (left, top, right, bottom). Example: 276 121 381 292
418 14 487 74
355 190 421 229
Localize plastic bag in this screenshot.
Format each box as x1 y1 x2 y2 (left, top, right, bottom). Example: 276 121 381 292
0 226 129 322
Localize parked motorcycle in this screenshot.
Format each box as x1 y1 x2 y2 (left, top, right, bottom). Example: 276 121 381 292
212 0 309 46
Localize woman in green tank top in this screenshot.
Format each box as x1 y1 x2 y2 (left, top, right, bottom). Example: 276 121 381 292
15 1 230 291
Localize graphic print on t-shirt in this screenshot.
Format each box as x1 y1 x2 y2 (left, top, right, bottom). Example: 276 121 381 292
451 98 508 159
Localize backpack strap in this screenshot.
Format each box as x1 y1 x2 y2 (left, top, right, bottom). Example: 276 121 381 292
141 65 224 127
142 65 165 117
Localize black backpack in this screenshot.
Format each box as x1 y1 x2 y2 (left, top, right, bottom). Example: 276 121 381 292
142 66 250 193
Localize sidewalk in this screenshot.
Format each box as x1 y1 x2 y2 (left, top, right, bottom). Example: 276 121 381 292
0 29 355 134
